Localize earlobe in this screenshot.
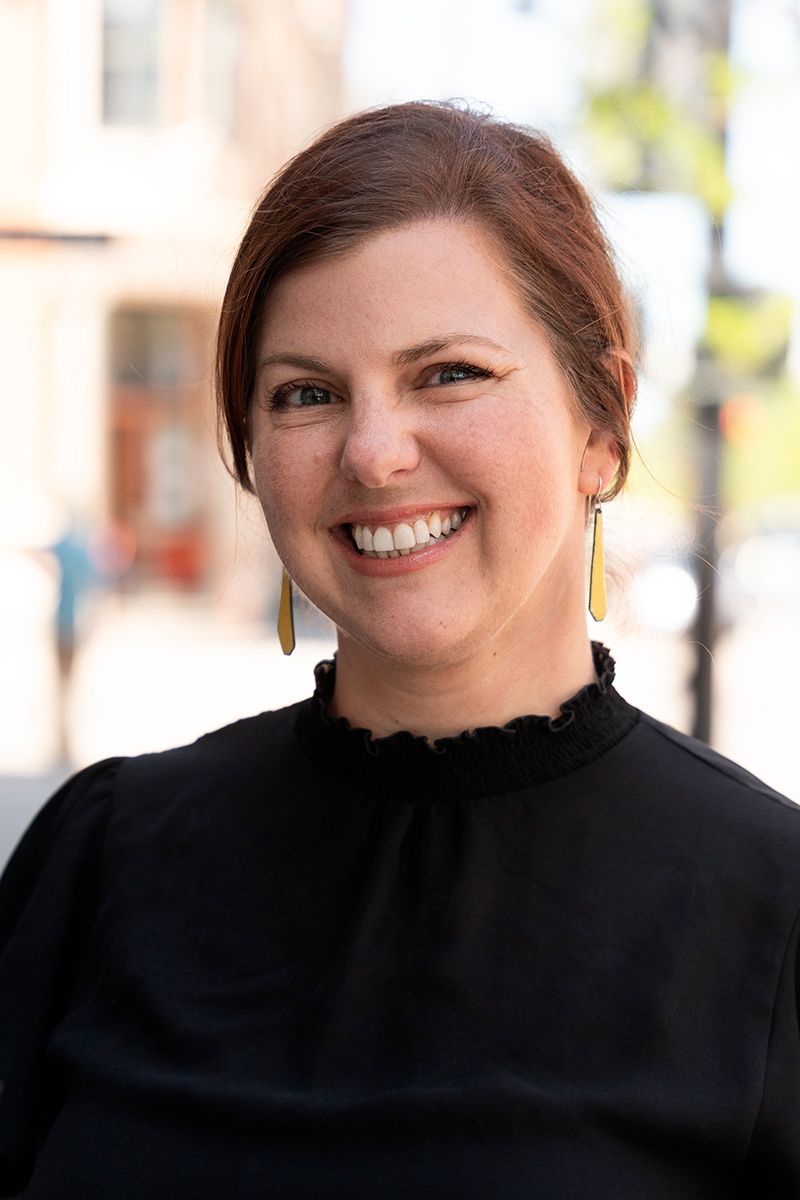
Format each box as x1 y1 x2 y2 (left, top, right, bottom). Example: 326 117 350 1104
578 432 619 499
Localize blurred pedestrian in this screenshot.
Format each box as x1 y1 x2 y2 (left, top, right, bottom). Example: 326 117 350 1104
48 510 95 763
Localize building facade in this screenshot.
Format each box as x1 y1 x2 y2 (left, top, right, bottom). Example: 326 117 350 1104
0 0 345 592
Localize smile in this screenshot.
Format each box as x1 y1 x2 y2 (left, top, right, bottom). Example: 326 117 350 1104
348 507 472 557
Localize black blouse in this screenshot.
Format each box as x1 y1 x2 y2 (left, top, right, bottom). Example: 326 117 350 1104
2 642 800 1198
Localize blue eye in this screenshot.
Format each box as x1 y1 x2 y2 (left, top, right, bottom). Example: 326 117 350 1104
296 386 332 407
434 362 495 385
269 383 334 410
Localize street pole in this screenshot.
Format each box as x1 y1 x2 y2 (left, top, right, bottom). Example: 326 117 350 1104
687 350 722 743
643 0 733 744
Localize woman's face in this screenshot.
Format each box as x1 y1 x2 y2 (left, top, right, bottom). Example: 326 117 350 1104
251 219 613 667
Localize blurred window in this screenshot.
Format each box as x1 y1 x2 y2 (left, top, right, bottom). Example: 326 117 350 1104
102 0 163 125
111 310 190 388
109 308 214 589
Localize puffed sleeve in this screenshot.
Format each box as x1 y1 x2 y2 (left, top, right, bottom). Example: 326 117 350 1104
0 758 123 1197
734 903 800 1197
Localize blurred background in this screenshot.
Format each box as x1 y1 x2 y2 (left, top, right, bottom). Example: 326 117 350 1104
1 0 799 863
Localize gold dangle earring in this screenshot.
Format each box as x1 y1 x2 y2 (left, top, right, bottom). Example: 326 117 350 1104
277 568 296 655
588 474 607 622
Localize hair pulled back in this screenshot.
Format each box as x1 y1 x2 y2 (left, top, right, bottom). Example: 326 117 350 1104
216 100 636 500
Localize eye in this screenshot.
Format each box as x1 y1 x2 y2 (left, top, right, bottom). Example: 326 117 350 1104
268 381 336 411
427 361 496 387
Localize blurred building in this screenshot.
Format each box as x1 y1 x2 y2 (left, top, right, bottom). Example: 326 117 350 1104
0 0 346 591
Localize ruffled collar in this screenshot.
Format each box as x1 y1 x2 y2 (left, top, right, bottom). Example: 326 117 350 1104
293 641 640 801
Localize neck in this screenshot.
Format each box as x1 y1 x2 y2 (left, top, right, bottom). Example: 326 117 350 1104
329 598 599 743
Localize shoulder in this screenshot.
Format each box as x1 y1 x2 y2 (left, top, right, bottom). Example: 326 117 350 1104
616 705 800 880
115 699 305 794
3 701 308 886
633 706 798 812
83 701 315 849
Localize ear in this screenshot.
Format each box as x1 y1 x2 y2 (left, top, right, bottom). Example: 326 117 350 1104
578 429 620 501
577 347 635 500
603 346 636 415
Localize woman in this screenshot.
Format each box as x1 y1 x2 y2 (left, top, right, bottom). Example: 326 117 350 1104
2 101 799 1199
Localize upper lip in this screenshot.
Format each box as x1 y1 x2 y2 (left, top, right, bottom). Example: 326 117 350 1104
333 504 472 528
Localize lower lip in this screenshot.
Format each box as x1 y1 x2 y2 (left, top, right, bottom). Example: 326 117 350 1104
331 511 475 576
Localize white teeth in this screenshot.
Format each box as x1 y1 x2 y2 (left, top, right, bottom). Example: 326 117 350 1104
413 518 430 544
392 522 416 551
372 526 394 553
351 508 469 557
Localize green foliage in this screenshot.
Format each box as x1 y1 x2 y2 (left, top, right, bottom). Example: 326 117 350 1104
582 0 743 217
704 295 793 375
627 379 800 514
582 0 799 522
626 409 694 515
585 83 732 216
704 49 740 119
720 381 800 505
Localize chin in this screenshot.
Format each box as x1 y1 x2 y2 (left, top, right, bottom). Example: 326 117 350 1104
338 615 477 669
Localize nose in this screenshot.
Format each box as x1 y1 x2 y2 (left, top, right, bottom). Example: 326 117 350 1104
338 398 420 488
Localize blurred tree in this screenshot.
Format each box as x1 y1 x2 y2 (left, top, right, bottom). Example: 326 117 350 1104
584 0 736 211
704 295 792 377
581 0 797 741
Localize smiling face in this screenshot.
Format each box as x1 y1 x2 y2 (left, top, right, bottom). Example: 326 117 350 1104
250 220 616 668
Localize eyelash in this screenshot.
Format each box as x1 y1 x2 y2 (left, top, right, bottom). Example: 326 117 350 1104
436 361 497 386
266 361 497 411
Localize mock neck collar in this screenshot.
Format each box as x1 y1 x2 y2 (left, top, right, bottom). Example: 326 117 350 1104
293 641 640 801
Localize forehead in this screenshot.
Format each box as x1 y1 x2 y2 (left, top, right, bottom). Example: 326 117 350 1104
257 220 533 359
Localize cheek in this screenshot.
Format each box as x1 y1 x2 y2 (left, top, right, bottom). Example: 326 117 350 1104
252 443 305 542
447 406 562 511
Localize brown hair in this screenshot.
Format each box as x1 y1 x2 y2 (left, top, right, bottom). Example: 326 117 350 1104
216 100 637 503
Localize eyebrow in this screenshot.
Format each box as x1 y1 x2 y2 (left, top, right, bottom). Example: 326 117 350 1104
257 334 510 376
